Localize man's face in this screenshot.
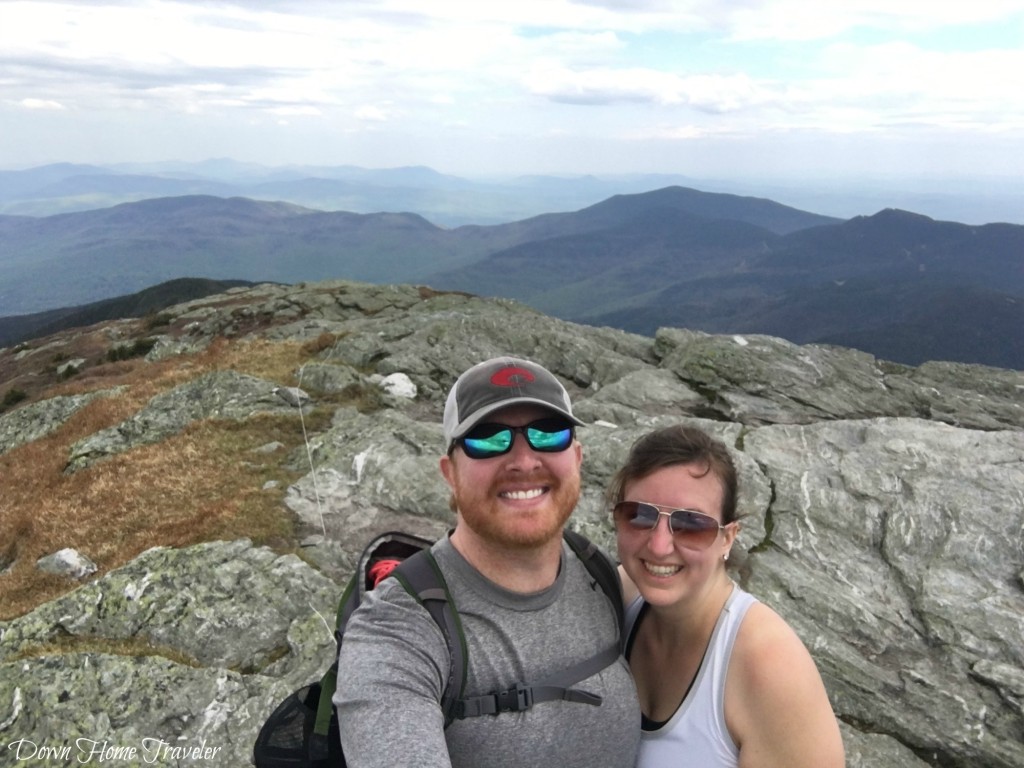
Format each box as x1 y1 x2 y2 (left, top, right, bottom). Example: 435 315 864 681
440 404 582 550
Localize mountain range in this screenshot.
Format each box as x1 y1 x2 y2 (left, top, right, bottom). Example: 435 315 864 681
4 159 1022 227
1 177 1021 370
0 160 725 226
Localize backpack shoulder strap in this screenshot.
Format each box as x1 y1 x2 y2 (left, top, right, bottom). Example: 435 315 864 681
309 571 362 759
312 535 447 754
328 532 625 729
562 529 625 645
452 530 626 720
391 549 468 727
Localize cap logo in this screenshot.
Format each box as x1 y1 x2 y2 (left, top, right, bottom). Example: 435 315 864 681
490 366 535 387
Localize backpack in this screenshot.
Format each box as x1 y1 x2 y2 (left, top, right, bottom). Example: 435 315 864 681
252 529 624 768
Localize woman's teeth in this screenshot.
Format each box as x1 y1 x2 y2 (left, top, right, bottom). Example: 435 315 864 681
644 562 682 577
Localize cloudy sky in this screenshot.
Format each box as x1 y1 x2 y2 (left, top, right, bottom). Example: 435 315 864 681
2 0 1024 184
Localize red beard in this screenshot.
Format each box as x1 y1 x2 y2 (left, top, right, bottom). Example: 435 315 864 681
451 469 581 550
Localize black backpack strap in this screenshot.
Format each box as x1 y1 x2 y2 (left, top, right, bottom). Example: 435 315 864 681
562 529 625 648
453 531 625 720
452 643 620 718
312 533 442 755
363 531 624 725
309 572 361 759
391 549 469 727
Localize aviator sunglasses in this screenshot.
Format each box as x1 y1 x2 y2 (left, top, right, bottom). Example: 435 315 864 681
613 500 730 550
457 418 575 459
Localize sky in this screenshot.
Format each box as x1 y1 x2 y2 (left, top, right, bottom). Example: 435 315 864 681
2 0 1024 188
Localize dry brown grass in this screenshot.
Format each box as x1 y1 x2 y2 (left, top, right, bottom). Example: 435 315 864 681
0 336 338 621
7 635 202 668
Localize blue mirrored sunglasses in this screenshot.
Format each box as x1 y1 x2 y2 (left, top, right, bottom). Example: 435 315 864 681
613 500 728 550
458 418 574 459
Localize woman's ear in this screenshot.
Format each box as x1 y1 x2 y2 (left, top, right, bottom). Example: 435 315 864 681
722 521 741 559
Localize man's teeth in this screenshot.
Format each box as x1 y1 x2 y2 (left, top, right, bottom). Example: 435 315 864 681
644 562 682 577
501 488 544 500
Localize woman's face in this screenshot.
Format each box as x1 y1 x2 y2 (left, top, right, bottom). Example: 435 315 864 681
615 463 736 608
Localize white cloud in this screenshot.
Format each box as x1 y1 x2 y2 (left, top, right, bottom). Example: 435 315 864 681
640 123 725 140
719 0 1024 41
19 98 65 110
269 105 324 117
788 42 1024 131
1 0 1022 178
524 65 776 113
355 105 389 122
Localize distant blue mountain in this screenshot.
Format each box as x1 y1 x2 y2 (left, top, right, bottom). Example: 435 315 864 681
1 161 649 224
5 160 1021 226
1 182 1021 370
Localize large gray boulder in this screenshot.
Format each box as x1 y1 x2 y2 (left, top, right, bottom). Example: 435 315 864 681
1 279 1021 767
0 540 337 767
742 418 1024 766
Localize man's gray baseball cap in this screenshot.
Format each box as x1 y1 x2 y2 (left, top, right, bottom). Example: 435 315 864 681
443 357 584 450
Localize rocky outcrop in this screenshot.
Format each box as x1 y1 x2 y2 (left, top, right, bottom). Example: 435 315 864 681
0 389 121 456
1 280 1022 767
65 371 311 473
1 541 337 767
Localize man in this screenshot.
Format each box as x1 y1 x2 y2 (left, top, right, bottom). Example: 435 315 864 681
334 356 640 768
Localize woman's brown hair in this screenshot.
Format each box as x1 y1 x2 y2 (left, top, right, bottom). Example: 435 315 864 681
607 424 739 524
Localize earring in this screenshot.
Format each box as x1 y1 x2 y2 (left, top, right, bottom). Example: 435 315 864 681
724 552 730 561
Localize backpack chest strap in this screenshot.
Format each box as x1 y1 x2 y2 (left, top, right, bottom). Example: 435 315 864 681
452 642 621 719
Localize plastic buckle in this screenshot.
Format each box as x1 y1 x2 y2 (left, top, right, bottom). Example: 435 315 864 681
495 684 534 713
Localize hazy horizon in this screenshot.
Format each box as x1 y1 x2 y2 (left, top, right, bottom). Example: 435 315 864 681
2 156 1021 226
3 1 1024 189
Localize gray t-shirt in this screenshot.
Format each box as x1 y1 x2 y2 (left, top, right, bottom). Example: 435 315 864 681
334 535 640 768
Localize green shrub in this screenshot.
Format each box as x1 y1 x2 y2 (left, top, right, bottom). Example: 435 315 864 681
145 313 174 331
1 388 28 412
106 338 158 362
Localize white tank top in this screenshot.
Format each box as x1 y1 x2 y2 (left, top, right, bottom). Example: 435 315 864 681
625 585 758 768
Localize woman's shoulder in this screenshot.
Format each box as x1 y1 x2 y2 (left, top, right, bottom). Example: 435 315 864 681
726 598 832 729
732 600 813 677
726 596 846 766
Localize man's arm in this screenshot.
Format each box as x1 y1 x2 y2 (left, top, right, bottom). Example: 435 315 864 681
334 582 453 768
728 603 845 768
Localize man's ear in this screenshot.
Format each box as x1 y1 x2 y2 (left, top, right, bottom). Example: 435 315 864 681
440 453 455 490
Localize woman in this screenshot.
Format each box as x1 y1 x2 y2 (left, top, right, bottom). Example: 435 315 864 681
609 424 844 768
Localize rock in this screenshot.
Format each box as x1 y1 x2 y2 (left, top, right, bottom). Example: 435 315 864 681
378 372 417 399
295 361 363 394
35 548 98 580
283 406 452 551
1 653 293 767
655 327 1024 430
0 540 338 764
55 358 86 377
2 540 337 672
144 333 212 361
741 418 1024 766
273 386 311 408
0 389 122 456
